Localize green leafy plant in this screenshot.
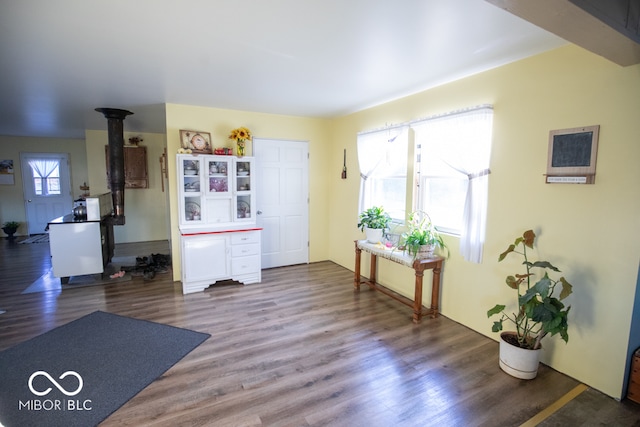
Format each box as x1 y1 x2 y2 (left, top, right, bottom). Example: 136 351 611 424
2 221 19 230
487 229 573 350
357 206 391 231
401 211 448 258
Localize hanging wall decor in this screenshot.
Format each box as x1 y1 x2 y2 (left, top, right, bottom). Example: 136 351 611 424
342 149 347 179
546 125 599 184
0 160 14 185
180 130 213 154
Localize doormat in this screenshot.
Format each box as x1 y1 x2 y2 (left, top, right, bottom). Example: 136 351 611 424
18 234 49 244
0 311 210 427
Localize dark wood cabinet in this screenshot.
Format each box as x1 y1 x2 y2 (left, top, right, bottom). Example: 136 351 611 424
105 146 149 189
628 349 640 403
100 220 115 268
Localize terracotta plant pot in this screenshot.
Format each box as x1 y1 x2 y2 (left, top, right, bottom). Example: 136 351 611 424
499 331 541 380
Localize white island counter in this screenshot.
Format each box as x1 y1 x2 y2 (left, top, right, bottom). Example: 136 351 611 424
48 214 114 284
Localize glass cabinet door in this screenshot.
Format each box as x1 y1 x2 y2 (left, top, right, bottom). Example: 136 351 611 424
178 154 256 229
179 156 204 224
235 159 254 221
206 157 232 196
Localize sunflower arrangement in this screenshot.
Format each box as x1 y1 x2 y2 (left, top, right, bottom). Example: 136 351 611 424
229 127 252 142
229 127 252 156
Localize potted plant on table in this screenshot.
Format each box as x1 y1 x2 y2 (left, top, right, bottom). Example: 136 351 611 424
357 206 391 243
401 211 448 259
487 229 573 379
2 221 20 239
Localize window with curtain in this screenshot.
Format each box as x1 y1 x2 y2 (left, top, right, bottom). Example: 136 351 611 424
412 105 493 263
357 126 409 221
29 159 61 196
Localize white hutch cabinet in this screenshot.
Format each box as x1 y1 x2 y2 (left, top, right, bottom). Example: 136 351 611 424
177 154 261 294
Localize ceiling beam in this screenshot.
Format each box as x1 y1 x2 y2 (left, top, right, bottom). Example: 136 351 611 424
485 0 640 66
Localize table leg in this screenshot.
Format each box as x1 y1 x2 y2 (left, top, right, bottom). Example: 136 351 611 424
369 253 377 285
413 269 424 324
354 242 362 290
430 261 442 318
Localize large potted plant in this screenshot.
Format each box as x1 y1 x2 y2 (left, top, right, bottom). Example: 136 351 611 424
401 211 448 259
357 206 391 243
487 229 573 379
2 221 20 240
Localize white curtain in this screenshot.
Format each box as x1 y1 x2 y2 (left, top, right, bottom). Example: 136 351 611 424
412 106 493 263
357 126 409 213
29 159 59 195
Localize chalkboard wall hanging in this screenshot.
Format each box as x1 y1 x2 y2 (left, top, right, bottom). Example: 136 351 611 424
546 125 599 184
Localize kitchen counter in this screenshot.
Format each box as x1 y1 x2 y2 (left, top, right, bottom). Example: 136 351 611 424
48 215 114 283
48 214 102 224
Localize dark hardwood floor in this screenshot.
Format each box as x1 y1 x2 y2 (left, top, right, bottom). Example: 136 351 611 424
1 237 639 426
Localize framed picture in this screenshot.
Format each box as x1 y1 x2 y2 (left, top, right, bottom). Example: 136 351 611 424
0 159 15 185
180 130 212 154
546 125 599 184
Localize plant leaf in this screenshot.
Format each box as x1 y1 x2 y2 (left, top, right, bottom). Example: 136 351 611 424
531 299 559 323
498 244 515 262
530 260 560 272
487 304 505 317
521 296 541 318
559 277 573 300
505 275 520 289
491 320 504 333
523 230 535 248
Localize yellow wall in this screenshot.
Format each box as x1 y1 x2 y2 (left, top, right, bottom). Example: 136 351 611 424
0 135 87 237
164 104 332 280
85 130 169 243
328 45 640 399
2 43 638 400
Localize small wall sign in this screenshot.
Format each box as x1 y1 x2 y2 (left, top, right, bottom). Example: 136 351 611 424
546 125 599 184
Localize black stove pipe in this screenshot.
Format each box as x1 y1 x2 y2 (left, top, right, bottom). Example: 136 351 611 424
95 107 133 225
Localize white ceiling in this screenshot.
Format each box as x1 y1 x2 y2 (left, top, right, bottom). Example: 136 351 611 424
0 0 566 139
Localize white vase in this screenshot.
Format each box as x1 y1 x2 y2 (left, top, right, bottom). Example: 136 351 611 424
499 332 541 380
417 244 436 259
365 227 384 243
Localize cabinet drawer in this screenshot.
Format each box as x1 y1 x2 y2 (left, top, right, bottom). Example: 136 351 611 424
232 255 260 275
231 231 260 245
232 243 260 258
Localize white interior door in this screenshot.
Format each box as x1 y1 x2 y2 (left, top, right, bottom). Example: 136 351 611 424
254 138 309 268
20 152 73 235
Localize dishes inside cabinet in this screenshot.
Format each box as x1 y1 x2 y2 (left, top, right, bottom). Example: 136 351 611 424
183 160 199 175
184 179 200 192
185 202 201 221
236 162 250 176
237 200 250 218
209 161 228 176
209 177 228 192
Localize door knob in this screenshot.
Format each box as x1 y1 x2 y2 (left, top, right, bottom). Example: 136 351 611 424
257 210 262 215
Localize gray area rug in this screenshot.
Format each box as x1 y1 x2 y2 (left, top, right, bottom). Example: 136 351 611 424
0 311 210 427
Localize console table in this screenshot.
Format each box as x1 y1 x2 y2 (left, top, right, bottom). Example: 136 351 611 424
354 240 444 323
